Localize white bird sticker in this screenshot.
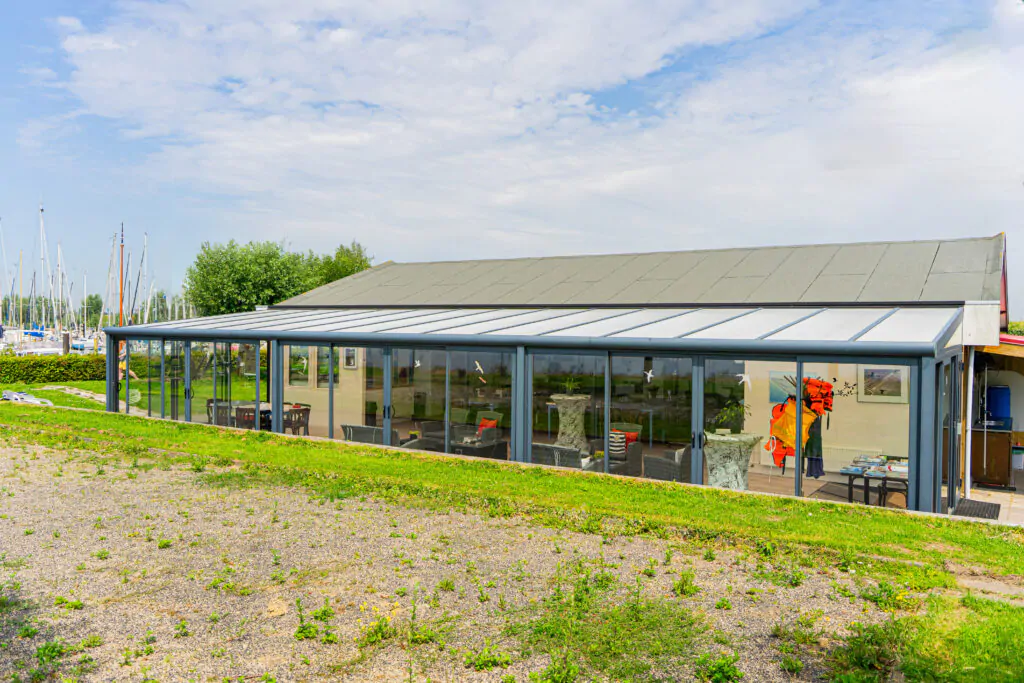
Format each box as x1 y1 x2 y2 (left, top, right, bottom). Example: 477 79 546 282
414 360 421 368
474 360 485 374
736 373 752 390
643 369 654 383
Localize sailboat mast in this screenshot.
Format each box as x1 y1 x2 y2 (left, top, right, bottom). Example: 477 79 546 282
118 224 124 327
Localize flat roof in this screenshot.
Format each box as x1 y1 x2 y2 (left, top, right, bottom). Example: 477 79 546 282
109 305 963 358
278 235 1005 309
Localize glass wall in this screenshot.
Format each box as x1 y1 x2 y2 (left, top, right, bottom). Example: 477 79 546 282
189 342 215 424
125 340 158 416
446 350 514 460
703 359 799 496
609 355 693 481
333 346 386 444
530 353 605 470
282 345 322 437
164 341 186 421
391 348 447 451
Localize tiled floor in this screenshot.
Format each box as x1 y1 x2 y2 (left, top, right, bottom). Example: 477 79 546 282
968 469 1024 526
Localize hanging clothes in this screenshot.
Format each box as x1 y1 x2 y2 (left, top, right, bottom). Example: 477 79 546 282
803 416 825 478
766 397 817 468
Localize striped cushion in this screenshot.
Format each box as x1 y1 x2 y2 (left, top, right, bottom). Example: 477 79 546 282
609 431 627 457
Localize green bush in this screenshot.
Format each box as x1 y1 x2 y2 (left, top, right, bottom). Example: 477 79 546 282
0 354 106 384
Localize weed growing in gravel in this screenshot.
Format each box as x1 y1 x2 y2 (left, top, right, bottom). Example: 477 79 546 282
53 596 84 610
464 640 512 671
18 622 39 638
703 548 716 562
859 582 921 612
293 598 319 640
752 562 805 588
357 607 398 648
779 654 803 674
694 652 743 682
438 578 455 592
672 570 700 598
157 538 172 549
830 581 857 602
508 560 705 681
715 598 732 610
173 619 190 638
641 558 658 577
94 549 110 560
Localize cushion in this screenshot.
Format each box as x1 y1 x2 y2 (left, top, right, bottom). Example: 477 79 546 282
612 428 639 447
608 431 627 458
477 417 499 436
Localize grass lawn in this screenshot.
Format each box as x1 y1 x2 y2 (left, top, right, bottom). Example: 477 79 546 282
0 404 1022 680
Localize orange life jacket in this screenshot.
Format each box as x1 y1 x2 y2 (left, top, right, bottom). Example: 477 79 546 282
765 378 834 468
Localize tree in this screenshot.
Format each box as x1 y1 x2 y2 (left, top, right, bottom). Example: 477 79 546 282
304 242 373 290
183 240 372 316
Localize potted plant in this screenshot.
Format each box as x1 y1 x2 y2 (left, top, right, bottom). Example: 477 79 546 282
551 376 591 454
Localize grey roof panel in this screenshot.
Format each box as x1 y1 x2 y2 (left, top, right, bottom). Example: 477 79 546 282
277 235 1004 308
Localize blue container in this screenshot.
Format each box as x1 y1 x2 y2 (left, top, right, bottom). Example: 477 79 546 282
987 385 1011 421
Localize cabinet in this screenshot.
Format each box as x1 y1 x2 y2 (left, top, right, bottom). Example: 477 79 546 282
970 429 1013 488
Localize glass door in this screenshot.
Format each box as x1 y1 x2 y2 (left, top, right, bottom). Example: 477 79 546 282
390 348 447 451
212 342 233 426
164 341 186 421
189 341 214 424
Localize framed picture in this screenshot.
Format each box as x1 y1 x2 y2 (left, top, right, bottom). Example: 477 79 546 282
857 365 908 404
343 347 358 370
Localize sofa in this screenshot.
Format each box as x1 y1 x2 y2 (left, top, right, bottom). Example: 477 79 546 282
643 446 692 483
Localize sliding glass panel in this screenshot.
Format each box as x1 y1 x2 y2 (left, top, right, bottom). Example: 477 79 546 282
391 348 447 452
124 339 153 415
610 355 693 481
281 345 320 437
798 362 911 509
333 346 387 445
163 340 186 421
530 353 605 471
189 341 214 424
447 350 513 460
224 342 262 430
212 342 233 426
703 359 798 496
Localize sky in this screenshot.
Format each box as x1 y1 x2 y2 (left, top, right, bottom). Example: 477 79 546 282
0 0 1022 314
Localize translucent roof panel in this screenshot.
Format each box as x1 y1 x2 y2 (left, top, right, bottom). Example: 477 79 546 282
212 308 349 331
331 309 452 332
686 308 822 340
493 309 638 336
273 308 400 332
767 308 893 342
395 309 528 334
343 308 491 333
856 308 959 344
436 309 585 336
546 309 693 337
611 309 750 339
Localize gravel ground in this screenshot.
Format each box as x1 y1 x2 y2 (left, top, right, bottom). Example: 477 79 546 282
0 445 886 682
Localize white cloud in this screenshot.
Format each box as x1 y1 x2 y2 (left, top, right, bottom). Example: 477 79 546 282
25 0 1024 310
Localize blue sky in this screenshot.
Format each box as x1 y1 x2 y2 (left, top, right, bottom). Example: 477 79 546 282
1 1 1022 313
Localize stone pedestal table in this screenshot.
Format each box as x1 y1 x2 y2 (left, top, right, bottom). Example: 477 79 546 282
551 394 591 454
704 432 763 491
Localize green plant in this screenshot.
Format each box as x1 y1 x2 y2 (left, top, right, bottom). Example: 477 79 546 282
860 582 921 612
464 640 513 671
560 376 581 394
0 354 106 384
173 619 190 638
293 598 318 640
694 652 743 682
672 570 700 597
703 548 716 562
711 401 750 431
715 598 732 610
779 655 803 674
94 549 110 560
157 539 172 549
358 614 398 647
438 578 455 592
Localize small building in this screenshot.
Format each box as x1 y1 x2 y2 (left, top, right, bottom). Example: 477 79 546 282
105 234 1011 515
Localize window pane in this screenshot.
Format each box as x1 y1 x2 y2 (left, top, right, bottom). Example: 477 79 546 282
530 353 605 470
163 341 186 421
610 355 693 482
391 348 447 451
288 346 309 386
316 346 336 388
334 347 386 444
189 341 214 424
704 359 798 496
799 362 911 509
283 345 325 437
446 350 513 460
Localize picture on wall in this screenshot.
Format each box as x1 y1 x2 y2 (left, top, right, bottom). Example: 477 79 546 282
768 371 821 403
857 365 908 403
343 347 358 370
